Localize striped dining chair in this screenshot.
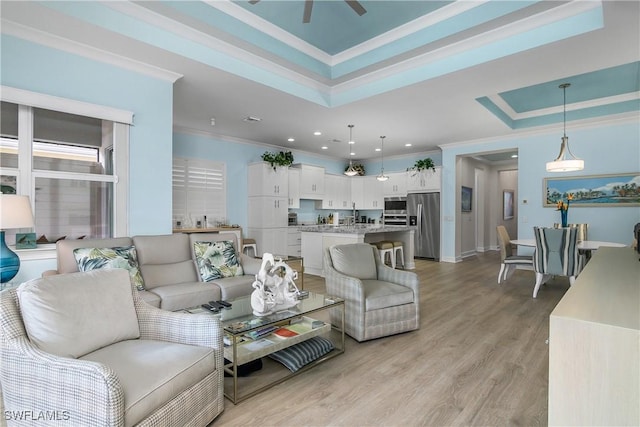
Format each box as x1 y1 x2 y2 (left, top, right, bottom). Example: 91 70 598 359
532 226 584 298
496 225 533 284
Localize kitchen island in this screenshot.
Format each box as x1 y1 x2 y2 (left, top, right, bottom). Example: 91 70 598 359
299 225 416 276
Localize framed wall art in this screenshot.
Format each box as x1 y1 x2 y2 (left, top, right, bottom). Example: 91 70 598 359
543 172 640 207
461 186 473 212
503 190 515 220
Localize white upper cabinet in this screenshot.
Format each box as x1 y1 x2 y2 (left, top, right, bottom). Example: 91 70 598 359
247 162 289 197
288 168 300 208
321 174 352 209
351 176 383 210
292 164 324 199
407 166 442 192
247 197 288 228
383 172 408 196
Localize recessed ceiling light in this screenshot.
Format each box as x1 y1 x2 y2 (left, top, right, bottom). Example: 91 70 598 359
210 118 216 126
511 154 518 158
405 143 412 147
375 148 381 152
313 131 322 136
321 146 328 150
350 152 355 156
288 138 295 142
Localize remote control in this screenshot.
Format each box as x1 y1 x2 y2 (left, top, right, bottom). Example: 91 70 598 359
201 303 220 313
216 300 232 308
208 301 225 310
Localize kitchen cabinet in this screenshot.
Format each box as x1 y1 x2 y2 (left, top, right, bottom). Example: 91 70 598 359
287 228 301 257
247 197 287 228
300 232 323 275
292 164 324 199
407 166 441 192
383 172 407 196
247 162 288 197
320 174 351 209
351 176 383 210
288 168 300 208
247 227 288 256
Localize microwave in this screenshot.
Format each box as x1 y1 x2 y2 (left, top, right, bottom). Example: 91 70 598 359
384 197 407 214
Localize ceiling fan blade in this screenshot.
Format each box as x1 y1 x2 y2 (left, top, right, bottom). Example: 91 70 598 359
345 0 367 16
303 0 314 23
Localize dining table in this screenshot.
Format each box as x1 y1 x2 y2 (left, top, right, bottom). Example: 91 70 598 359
510 239 627 251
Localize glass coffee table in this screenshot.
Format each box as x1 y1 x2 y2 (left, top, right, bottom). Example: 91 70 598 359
219 292 344 404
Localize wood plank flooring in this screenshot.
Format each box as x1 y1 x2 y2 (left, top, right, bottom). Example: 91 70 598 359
213 251 570 426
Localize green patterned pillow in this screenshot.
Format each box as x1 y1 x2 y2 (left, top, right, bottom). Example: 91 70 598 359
193 240 244 282
73 246 145 291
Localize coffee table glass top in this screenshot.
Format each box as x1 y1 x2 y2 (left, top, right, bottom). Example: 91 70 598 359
220 292 342 335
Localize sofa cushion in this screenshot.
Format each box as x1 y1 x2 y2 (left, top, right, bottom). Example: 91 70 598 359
132 234 199 288
138 290 161 308
56 237 133 274
193 240 244 281
73 246 145 291
329 244 378 280
209 275 255 301
80 339 216 427
361 279 415 311
150 282 221 311
268 336 334 372
17 269 140 358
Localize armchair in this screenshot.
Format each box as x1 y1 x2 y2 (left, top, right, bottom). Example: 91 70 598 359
532 226 584 298
324 243 420 342
1 269 224 426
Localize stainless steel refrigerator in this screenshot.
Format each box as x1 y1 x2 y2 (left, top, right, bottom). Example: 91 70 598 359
407 192 440 260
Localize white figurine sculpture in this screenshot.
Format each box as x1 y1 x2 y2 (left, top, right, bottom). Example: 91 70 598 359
250 253 300 316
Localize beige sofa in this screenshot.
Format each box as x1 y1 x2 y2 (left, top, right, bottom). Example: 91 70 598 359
1 268 224 426
44 232 262 311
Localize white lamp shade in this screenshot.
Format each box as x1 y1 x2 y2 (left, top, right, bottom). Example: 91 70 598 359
546 158 584 172
0 195 35 229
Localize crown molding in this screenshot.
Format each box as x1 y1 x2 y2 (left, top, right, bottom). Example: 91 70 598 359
0 19 183 83
438 112 640 151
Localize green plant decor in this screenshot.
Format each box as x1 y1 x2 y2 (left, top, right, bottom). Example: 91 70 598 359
407 158 436 175
345 163 365 176
262 151 294 170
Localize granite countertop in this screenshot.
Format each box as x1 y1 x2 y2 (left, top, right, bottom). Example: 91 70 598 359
298 224 415 234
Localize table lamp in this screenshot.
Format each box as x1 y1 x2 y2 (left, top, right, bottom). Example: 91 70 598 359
0 195 35 283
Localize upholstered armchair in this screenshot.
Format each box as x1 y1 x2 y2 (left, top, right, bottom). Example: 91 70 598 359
0 269 224 427
496 225 533 284
532 226 584 298
324 243 420 342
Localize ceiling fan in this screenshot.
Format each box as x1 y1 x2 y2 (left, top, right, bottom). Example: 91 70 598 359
249 0 367 24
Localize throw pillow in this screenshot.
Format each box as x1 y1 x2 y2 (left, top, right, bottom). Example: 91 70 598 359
193 240 244 281
268 336 334 372
73 246 145 291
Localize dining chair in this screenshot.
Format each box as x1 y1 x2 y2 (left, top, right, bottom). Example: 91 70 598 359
532 226 584 298
496 225 533 284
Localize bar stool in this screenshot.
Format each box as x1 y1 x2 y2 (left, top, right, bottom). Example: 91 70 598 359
373 241 395 268
242 238 257 257
391 241 405 269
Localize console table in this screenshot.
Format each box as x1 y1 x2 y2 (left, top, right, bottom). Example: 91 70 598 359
548 247 639 426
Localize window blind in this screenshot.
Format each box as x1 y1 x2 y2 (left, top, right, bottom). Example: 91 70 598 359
172 158 226 227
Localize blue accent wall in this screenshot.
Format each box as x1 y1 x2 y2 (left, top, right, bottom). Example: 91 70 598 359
441 121 640 261
0 35 174 236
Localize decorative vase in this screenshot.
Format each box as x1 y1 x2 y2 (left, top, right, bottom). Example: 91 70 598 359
560 210 568 228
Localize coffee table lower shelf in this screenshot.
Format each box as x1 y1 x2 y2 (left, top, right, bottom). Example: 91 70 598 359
222 296 345 404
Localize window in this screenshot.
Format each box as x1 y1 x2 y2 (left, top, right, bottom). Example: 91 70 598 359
0 92 131 244
172 158 226 229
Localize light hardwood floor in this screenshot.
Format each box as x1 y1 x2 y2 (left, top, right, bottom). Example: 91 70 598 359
214 251 569 426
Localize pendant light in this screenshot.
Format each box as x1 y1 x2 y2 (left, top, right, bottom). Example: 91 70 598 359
344 124 359 176
546 83 584 172
376 135 389 182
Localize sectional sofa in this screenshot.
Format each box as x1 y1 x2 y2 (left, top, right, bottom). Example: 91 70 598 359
44 232 262 311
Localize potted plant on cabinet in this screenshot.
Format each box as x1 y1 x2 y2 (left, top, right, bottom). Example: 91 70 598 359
262 151 294 171
407 158 436 175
